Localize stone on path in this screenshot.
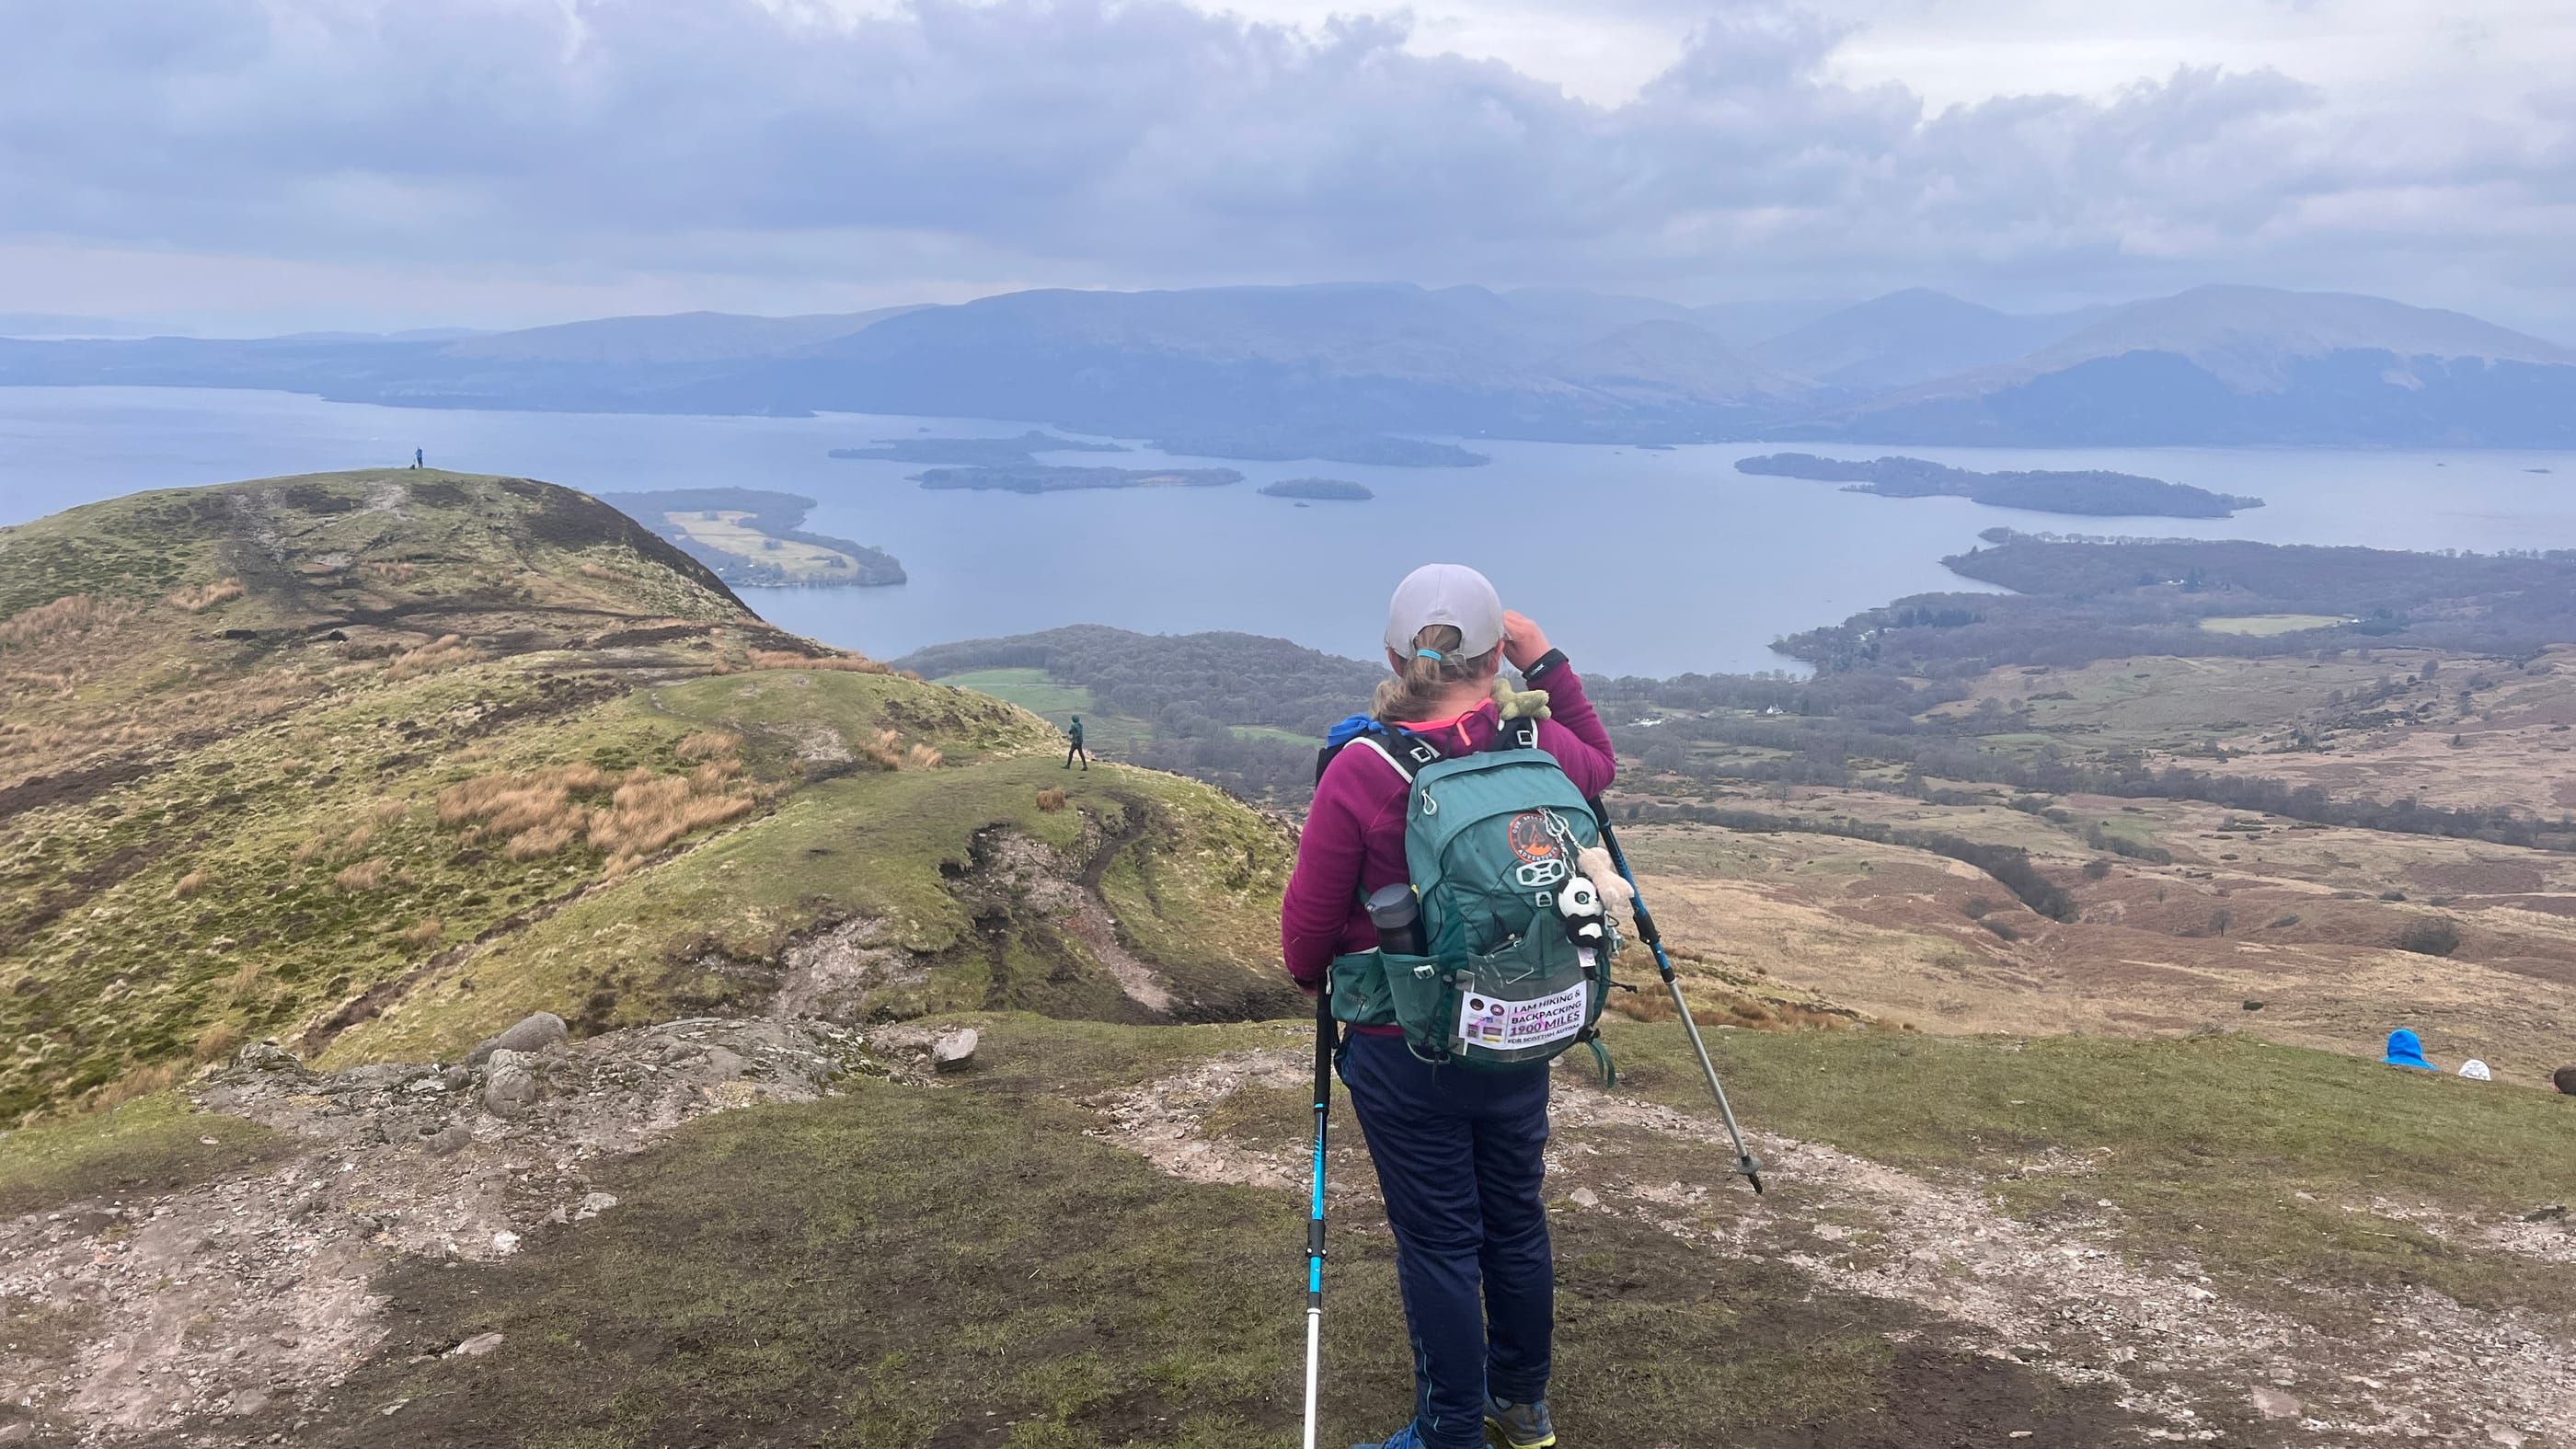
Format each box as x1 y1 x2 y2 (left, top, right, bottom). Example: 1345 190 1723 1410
932 1029 980 1073
447 1332 505 1358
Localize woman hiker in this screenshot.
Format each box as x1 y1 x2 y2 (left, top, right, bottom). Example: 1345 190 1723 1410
1281 563 1615 1449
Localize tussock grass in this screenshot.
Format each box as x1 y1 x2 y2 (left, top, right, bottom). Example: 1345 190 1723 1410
385 634 486 680
674 730 740 762
361 560 420 583
333 857 392 892
401 918 444 946
857 728 944 772
590 773 755 874
174 869 210 898
0 594 144 650
745 648 891 674
91 1059 184 1111
1037 787 1068 811
167 578 245 612
192 1021 243 1062
437 759 755 876
0 720 75 759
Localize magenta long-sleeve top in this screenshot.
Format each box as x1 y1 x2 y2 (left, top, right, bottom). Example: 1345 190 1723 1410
1281 666 1617 994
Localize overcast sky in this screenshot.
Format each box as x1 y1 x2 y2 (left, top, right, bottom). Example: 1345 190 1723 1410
2 0 2569 337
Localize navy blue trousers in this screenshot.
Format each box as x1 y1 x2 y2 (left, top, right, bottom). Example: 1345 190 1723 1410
1340 1030 1554 1449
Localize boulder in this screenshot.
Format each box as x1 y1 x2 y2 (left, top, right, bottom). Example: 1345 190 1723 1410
467 1012 568 1066
446 1332 505 1358
235 1041 307 1075
483 1064 537 1119
421 1122 474 1157
931 1029 980 1074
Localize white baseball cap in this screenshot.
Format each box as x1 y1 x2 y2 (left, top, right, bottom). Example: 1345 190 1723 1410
2459 1058 2493 1081
1385 563 1505 658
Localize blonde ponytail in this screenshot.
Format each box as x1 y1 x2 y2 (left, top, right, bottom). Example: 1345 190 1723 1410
1373 625 1501 722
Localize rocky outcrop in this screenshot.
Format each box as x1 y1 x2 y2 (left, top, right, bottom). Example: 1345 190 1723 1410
0 1018 894 1448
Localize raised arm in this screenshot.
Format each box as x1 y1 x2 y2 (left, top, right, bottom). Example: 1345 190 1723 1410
1503 610 1616 799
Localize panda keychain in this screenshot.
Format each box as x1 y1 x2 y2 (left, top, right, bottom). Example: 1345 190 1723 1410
1557 873 1608 964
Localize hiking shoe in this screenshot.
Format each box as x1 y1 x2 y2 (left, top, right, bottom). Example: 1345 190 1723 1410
1350 1425 1428 1449
1484 1396 1556 1449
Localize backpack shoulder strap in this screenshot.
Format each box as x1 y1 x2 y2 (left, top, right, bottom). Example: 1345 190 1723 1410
1351 730 1443 783
1317 715 1443 785
1483 712 1541 753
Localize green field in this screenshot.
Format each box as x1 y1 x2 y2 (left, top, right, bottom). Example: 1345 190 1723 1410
938 668 1154 746
2199 614 2349 636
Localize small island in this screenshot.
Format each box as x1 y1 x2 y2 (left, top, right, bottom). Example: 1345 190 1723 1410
829 431 1126 466
1146 426 1488 468
1259 477 1373 501
912 465 1244 493
598 487 904 587
1735 454 2263 519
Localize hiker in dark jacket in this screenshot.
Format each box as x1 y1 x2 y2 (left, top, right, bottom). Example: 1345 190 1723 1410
1282 562 1613 1449
1064 715 1087 771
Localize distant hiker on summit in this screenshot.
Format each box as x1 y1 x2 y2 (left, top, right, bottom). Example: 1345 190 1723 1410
1283 563 1616 1449
1064 714 1087 770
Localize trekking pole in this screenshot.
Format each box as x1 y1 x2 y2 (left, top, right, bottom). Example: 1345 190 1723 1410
1302 979 1335 1449
1590 801 1765 1194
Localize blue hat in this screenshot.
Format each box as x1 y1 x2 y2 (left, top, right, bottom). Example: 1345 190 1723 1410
2382 1029 2434 1070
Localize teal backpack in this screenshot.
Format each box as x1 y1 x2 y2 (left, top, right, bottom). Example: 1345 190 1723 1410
1325 714 1621 1077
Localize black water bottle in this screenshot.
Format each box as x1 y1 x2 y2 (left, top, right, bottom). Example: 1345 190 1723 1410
1366 883 1425 956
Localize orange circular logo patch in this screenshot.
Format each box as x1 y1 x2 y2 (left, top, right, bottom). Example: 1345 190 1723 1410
1507 812 1558 864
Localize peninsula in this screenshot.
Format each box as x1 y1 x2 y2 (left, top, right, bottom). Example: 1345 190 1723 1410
1736 453 2263 519
828 431 1126 466
912 465 1243 493
600 487 905 586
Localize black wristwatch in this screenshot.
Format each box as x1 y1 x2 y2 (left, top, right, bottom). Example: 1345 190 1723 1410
1521 649 1570 684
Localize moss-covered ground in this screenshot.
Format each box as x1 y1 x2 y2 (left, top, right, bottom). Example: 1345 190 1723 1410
238 1018 2172 1449
0 1091 288 1219
1599 1019 2576 1326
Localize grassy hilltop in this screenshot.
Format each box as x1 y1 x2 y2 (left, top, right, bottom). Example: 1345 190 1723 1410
0 470 1294 1124
3 473 2572 1448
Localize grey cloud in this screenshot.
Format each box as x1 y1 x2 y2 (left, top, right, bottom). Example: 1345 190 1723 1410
0 0 2566 327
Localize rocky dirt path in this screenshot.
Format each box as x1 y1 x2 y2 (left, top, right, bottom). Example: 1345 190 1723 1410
1087 1050 2576 1448
0 1018 887 1448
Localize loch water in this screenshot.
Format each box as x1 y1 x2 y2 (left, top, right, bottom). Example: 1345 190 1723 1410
3 385 2570 677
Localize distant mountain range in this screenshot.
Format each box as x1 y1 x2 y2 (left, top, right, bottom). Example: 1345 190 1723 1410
3 282 2570 447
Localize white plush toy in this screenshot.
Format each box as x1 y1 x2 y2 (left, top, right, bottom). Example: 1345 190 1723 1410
1576 845 1635 918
